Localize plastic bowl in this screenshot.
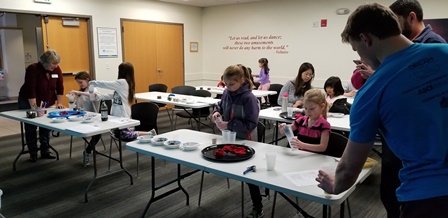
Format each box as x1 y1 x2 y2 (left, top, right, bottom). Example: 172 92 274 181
330 113 345 118
52 117 66 123
68 115 83 121
138 135 153 143
164 140 181 149
82 114 97 123
181 142 199 151
151 137 168 146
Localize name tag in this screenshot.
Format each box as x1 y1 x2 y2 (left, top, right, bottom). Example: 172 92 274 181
51 74 59 78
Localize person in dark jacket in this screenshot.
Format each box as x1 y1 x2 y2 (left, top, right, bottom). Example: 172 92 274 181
212 64 259 140
18 49 64 162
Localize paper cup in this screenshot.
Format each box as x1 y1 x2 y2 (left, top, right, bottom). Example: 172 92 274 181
266 152 277 171
228 132 236 143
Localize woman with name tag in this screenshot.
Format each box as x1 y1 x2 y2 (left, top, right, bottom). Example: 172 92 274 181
18 49 64 162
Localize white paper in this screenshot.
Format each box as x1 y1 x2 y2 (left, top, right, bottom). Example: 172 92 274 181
97 27 118 57
108 118 129 123
283 170 318 187
66 124 101 134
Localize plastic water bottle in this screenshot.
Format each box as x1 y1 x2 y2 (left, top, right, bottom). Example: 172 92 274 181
89 85 95 101
281 92 288 113
283 125 297 151
100 101 108 121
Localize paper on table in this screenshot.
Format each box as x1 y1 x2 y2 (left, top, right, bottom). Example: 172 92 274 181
66 124 101 134
283 170 318 187
108 118 129 123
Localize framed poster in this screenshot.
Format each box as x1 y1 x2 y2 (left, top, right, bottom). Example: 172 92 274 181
190 42 198 52
97 27 118 58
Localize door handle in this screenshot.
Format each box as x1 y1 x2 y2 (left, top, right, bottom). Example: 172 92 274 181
157 68 162 73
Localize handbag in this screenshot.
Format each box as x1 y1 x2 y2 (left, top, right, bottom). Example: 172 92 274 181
329 98 351 114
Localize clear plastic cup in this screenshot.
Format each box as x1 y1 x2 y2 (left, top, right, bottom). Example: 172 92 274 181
320 161 338 197
228 131 236 143
283 125 297 150
266 152 277 171
287 107 294 118
222 130 230 143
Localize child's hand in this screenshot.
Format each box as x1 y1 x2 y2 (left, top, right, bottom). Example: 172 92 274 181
290 137 300 149
278 123 287 135
211 112 221 122
69 90 78 95
216 121 228 130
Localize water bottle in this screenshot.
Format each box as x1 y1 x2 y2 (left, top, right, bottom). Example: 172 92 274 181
281 92 288 113
100 101 108 121
89 85 95 101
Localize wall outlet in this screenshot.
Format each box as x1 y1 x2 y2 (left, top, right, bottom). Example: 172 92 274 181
313 21 319 28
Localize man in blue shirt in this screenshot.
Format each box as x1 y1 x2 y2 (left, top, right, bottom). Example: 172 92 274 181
317 3 448 218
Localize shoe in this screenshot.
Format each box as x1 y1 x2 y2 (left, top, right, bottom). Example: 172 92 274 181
246 209 263 218
41 152 56 159
83 151 90 166
29 155 38 162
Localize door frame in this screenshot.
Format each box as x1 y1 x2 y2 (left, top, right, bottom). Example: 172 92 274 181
120 18 185 85
0 8 95 78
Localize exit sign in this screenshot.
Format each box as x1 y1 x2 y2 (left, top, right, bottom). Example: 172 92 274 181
34 0 52 4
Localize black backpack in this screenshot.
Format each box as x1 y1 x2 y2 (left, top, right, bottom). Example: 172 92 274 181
329 98 351 114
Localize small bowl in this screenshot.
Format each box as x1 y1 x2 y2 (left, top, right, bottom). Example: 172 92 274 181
181 142 199 151
330 113 345 118
68 115 83 121
52 117 66 123
164 140 181 149
138 135 153 143
82 114 97 123
151 137 168 146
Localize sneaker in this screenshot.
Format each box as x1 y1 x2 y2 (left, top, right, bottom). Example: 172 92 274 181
83 151 90 166
246 209 263 218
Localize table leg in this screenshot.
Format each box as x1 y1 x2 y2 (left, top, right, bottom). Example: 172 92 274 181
278 192 313 218
13 122 27 171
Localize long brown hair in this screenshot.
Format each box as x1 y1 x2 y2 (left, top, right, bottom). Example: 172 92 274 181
118 62 135 104
294 62 315 97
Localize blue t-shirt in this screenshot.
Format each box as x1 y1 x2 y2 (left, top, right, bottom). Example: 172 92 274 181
350 43 448 202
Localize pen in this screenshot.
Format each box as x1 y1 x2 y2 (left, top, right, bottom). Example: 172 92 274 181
243 165 256 175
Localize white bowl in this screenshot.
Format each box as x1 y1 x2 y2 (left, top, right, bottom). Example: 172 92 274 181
138 135 153 143
181 142 199 151
329 113 345 118
82 114 97 123
52 117 66 123
151 137 168 146
68 115 83 121
164 140 181 149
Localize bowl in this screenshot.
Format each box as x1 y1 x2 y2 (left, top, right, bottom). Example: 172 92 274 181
52 117 66 123
164 140 181 149
68 115 83 121
26 110 37 118
329 113 345 118
82 114 98 123
138 135 153 143
151 137 168 146
181 142 199 151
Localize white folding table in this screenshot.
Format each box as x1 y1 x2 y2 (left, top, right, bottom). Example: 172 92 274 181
126 129 374 218
196 86 277 98
0 109 140 202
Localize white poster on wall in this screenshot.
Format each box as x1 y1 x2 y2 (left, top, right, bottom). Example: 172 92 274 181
97 27 118 58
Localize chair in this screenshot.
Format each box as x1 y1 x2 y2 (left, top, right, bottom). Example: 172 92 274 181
271 131 351 218
174 89 211 130
108 102 159 177
257 121 266 143
261 83 283 109
149 83 172 125
170 85 196 129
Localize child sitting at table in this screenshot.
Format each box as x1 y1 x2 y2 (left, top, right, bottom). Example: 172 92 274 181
279 88 330 153
324 76 352 114
212 64 259 140
217 75 226 88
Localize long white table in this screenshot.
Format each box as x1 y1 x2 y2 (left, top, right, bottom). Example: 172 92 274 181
135 91 220 131
126 129 374 217
0 109 140 202
196 86 277 98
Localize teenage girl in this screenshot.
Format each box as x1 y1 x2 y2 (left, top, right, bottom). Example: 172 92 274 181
254 58 270 103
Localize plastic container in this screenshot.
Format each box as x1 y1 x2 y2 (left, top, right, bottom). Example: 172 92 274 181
0 189 2 209
283 124 297 151
281 92 288 113
100 101 108 121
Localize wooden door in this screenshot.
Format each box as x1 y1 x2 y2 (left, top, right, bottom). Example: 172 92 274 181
41 16 91 107
122 20 157 94
122 20 184 94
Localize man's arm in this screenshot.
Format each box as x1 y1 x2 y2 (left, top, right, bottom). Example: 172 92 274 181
317 139 373 194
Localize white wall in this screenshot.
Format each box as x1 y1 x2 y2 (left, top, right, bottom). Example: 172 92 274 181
0 0 203 87
202 0 448 88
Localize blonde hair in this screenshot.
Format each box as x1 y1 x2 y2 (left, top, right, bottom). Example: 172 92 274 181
304 89 328 119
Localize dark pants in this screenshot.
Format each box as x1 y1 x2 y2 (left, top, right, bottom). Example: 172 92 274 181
85 134 102 154
18 97 51 157
400 195 448 218
247 183 263 211
380 138 402 218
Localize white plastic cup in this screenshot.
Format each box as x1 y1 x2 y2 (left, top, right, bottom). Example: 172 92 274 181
266 152 277 171
283 125 297 151
222 130 230 143
228 132 236 143
320 162 338 197
287 107 294 118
